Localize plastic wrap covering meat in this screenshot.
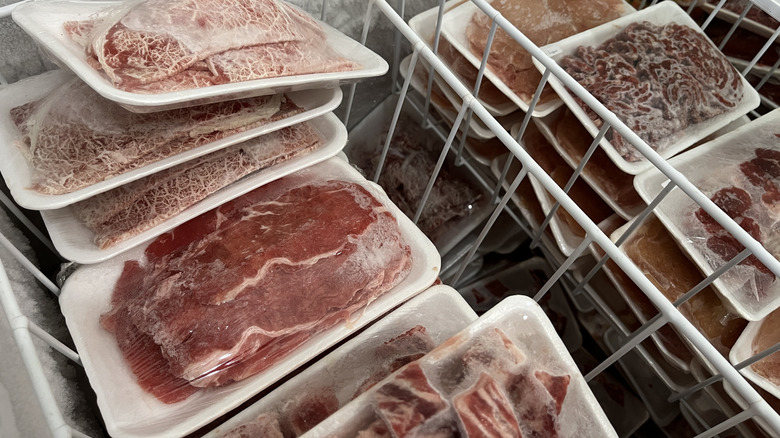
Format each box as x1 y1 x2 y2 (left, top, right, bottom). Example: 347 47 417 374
465 0 626 104
9 78 303 194
619 217 748 358
99 174 413 404
748 309 780 391
559 21 744 163
70 122 322 249
309 296 616 437
634 109 780 321
348 109 485 253
63 0 360 92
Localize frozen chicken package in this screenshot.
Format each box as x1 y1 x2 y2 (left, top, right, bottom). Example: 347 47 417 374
305 295 617 437
206 285 477 437
58 157 440 438
12 0 387 112
635 109 780 321
539 1 760 174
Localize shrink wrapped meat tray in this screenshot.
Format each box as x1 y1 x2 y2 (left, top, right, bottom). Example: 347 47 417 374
57 157 441 438
542 1 759 174
0 70 343 210
305 295 617 437
11 0 388 111
206 285 477 437
731 308 780 401
440 0 632 116
635 109 780 321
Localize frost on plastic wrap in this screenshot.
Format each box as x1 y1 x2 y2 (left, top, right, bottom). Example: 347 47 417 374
465 0 625 104
349 328 572 437
9 78 303 194
63 0 361 92
70 122 323 249
560 21 744 162
99 177 412 403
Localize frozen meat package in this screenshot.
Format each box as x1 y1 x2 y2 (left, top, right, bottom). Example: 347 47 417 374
731 308 780 401
0 69 341 210
57 157 440 438
205 285 477 437
540 1 760 174
440 0 633 116
12 0 387 112
635 109 780 321
304 295 617 437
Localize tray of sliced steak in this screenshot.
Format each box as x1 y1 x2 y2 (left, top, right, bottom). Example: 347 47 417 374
307 295 617 437
57 156 440 438
206 286 477 438
634 109 780 322
41 113 343 264
11 0 387 112
0 69 342 210
539 1 759 175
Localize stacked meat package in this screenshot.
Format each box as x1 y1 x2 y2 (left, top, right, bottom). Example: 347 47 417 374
4 0 780 436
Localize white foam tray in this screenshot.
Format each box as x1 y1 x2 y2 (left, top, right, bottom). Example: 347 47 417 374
42 113 346 264
0 70 342 210
536 1 760 175
634 109 780 321
204 285 478 437
57 156 441 438
730 315 780 400
408 2 518 117
304 295 617 437
11 0 386 113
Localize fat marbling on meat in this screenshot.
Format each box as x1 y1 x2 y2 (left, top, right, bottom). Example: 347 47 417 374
100 174 413 403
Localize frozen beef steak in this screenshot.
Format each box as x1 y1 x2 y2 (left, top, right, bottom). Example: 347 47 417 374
9 78 303 194
64 0 360 92
560 21 744 162
70 122 323 249
99 176 413 403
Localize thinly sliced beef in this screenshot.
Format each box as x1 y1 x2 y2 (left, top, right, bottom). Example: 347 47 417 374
71 122 322 249
373 362 448 437
454 373 522 438
101 177 412 402
10 78 302 194
64 0 360 92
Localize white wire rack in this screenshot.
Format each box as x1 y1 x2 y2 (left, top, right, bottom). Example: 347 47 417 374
1 0 780 436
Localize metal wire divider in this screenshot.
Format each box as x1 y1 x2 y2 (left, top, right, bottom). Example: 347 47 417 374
0 0 778 436
361 0 780 436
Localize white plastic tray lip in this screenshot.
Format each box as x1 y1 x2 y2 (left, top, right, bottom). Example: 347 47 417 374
11 0 387 113
701 0 779 39
306 294 617 438
722 377 777 437
344 92 493 259
439 0 564 118
536 1 761 176
730 317 780 400
57 156 442 438
608 220 696 374
531 111 643 221
633 110 780 322
204 285 478 438
0 70 344 211
399 54 496 140
41 112 346 265
408 3 519 117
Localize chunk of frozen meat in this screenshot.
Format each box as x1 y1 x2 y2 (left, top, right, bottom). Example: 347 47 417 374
461 328 526 378
286 386 340 436
71 122 322 249
354 325 436 397
751 308 780 387
504 369 571 437
64 0 360 92
373 362 448 437
9 78 301 194
453 372 522 437
220 412 284 438
101 177 412 401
